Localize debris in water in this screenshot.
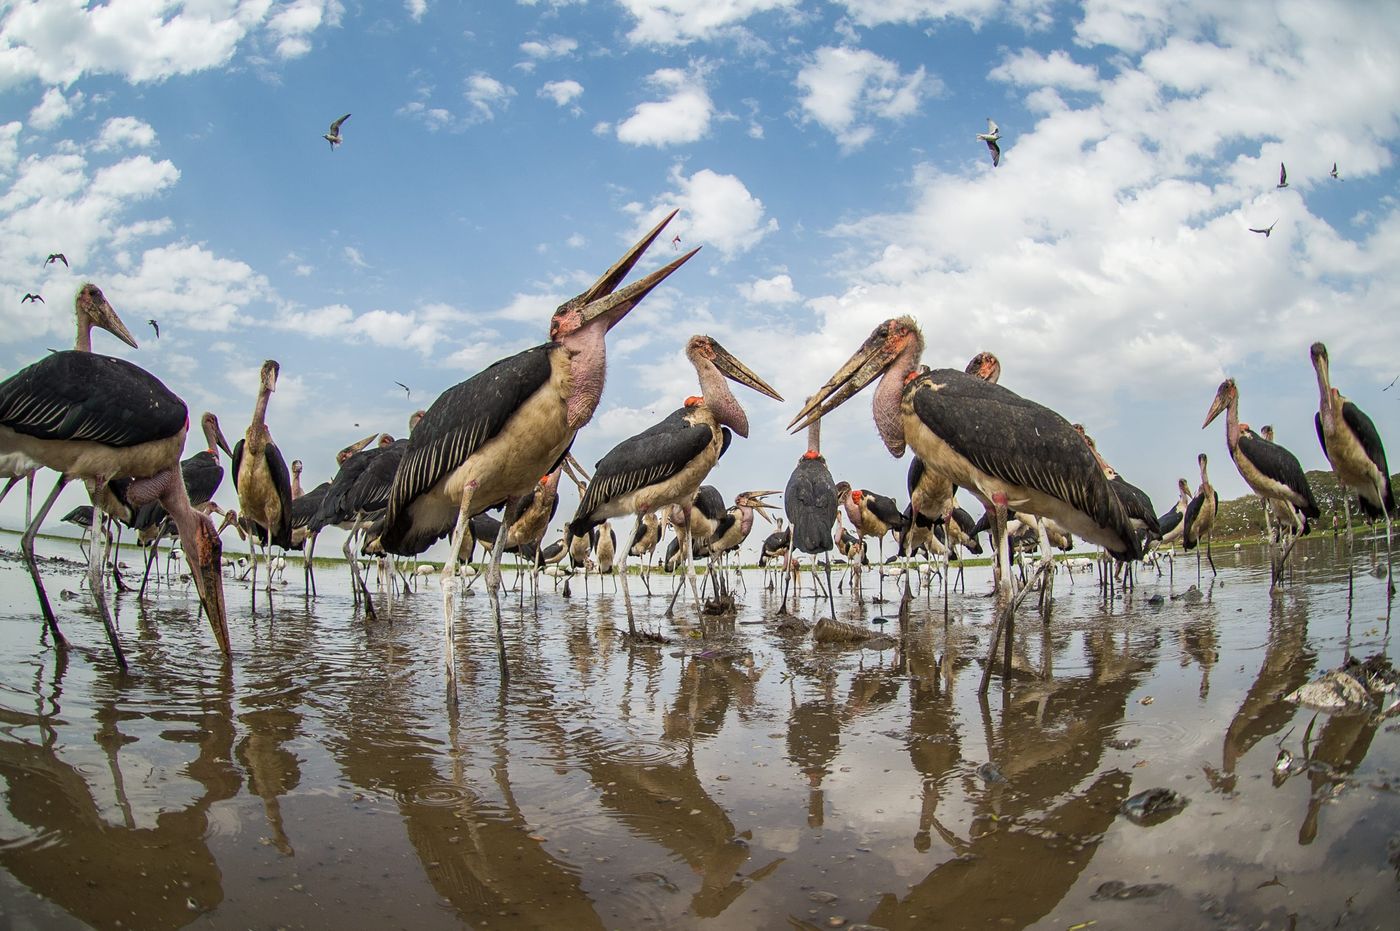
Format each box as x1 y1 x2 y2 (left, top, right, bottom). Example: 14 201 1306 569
1091 880 1170 900
1285 654 1397 714
977 761 1007 784
1120 787 1188 825
813 617 873 644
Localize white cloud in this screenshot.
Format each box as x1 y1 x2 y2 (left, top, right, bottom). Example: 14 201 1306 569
616 67 713 147
406 0 427 22
739 272 800 304
520 35 577 59
618 0 800 45
398 99 457 132
0 0 337 88
108 243 270 332
28 87 77 130
636 165 776 257
0 122 19 175
539 79 583 108
272 300 471 356
831 0 1053 29
343 245 367 268
93 116 157 151
795 46 931 151
465 72 515 121
991 48 1100 91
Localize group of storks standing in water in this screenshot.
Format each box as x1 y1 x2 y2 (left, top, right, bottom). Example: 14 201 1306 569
0 211 1393 694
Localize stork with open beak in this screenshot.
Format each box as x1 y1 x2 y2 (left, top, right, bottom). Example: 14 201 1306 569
379 211 697 686
568 335 783 635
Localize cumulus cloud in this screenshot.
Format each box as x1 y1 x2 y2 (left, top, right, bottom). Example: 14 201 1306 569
795 46 931 151
93 116 157 152
616 67 713 147
272 300 471 356
539 79 583 108
632 165 776 257
618 0 800 45
739 272 800 304
28 87 77 131
465 72 515 121
107 243 270 332
0 0 340 88
406 0 427 22
520 35 578 59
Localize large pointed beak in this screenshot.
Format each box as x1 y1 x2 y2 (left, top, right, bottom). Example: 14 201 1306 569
788 331 898 434
1202 390 1227 429
562 452 590 490
580 245 701 330
339 432 378 460
711 341 784 401
211 416 234 458
577 209 679 305
97 298 140 349
742 490 781 523
185 522 229 656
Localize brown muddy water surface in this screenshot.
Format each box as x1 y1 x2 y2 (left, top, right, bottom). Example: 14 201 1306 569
1 533 1398 930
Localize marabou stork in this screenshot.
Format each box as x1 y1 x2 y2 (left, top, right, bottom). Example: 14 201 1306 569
784 414 838 617
231 360 294 601
1 284 140 526
696 489 779 594
1311 342 1394 549
567 335 782 634
1182 453 1219 581
0 350 229 666
791 316 1139 688
628 511 663 593
378 211 697 682
1203 378 1319 586
1075 424 1159 593
61 504 95 559
759 525 790 590
290 459 304 499
594 521 618 590
299 432 380 595
964 351 1001 384
131 412 233 595
1157 479 1191 547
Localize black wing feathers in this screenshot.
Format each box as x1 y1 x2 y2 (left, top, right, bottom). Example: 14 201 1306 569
0 352 186 448
1238 431 1319 518
571 407 712 531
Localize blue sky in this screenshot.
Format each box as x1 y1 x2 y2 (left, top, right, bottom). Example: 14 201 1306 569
2 0 1399 557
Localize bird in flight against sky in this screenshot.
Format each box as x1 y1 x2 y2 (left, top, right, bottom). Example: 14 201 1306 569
324 113 350 149
21 293 42 304
1330 162 1341 180
148 319 160 339
671 234 682 250
394 381 410 399
977 118 1001 167
43 253 66 268
1248 219 1278 237
1277 162 1288 188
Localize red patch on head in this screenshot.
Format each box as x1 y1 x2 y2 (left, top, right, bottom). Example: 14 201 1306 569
684 395 703 407
904 369 920 385
851 489 863 503
802 450 821 460
539 475 549 485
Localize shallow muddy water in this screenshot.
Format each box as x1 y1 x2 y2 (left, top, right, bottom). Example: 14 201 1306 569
1 532 1398 930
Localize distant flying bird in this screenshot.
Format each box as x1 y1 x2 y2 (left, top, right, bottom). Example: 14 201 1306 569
44 253 67 269
395 381 410 399
1330 162 1341 180
1249 219 1278 237
148 319 159 339
21 293 42 304
324 113 351 149
976 118 1001 167
1277 162 1288 188
671 234 682 250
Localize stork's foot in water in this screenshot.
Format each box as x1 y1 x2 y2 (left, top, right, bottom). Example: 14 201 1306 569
623 627 672 645
703 593 736 616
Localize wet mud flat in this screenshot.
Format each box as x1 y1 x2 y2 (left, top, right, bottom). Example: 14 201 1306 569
0 534 1398 929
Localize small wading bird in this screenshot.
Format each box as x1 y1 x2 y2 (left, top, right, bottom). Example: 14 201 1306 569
1310 342 1394 593
0 343 229 667
790 316 1139 691
21 293 42 304
1249 220 1278 237
324 113 350 149
1203 378 1318 587
232 360 294 602
1277 162 1288 188
976 118 1001 167
378 210 697 686
567 334 782 635
44 253 67 268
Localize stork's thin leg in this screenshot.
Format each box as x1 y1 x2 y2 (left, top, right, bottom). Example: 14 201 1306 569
681 523 703 616
1205 536 1217 577
85 493 128 671
108 523 130 593
486 507 513 681
138 534 160 599
824 551 836 620
439 491 478 703
1036 520 1055 619
21 475 70 647
304 530 318 598
620 516 640 636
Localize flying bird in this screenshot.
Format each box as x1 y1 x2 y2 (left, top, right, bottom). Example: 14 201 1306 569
395 381 411 399
44 253 67 269
21 293 42 304
671 234 682 250
148 319 160 339
976 118 1001 167
1249 220 1278 237
1277 162 1288 188
324 113 351 149
1330 162 1341 180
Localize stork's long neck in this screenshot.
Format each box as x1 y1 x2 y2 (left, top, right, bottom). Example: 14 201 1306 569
1313 356 1336 426
561 318 608 430
1222 396 1241 454
291 470 304 499
806 417 821 456
74 317 94 353
1198 459 1211 492
251 383 273 434
697 359 748 437
873 341 921 456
